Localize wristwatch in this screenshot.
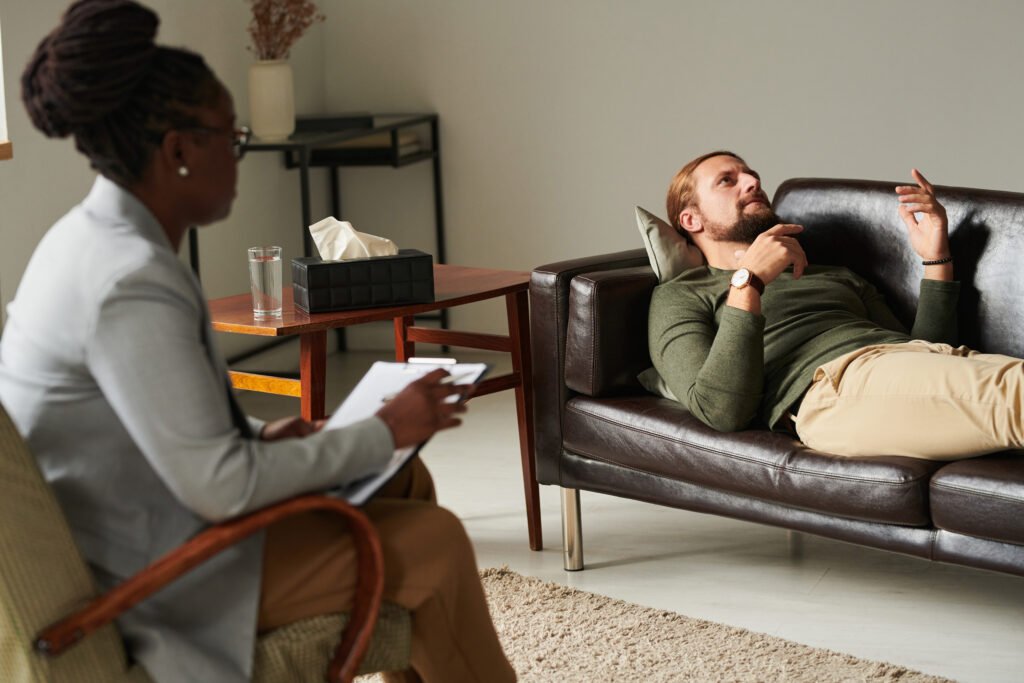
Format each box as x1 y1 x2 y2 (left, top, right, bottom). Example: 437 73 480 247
730 268 765 295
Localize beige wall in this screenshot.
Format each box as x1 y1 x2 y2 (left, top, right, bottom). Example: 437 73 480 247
2 0 1023 348
320 0 1024 335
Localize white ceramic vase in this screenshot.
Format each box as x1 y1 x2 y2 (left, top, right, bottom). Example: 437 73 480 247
248 60 295 141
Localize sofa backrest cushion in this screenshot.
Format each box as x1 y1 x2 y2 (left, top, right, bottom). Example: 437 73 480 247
774 178 1024 358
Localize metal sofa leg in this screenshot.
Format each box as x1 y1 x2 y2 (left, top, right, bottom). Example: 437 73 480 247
787 529 805 559
561 487 583 571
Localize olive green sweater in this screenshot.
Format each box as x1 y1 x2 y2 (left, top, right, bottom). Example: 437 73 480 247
648 265 960 432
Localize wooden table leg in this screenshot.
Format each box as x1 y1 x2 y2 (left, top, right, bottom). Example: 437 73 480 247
507 290 542 551
393 316 415 361
300 331 328 421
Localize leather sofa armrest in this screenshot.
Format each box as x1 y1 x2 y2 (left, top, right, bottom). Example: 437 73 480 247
35 494 382 683
530 249 651 484
565 267 658 397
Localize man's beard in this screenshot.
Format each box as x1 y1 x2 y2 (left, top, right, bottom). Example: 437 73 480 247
703 203 780 243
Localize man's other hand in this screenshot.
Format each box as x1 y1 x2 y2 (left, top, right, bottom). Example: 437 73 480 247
375 369 467 449
896 169 950 261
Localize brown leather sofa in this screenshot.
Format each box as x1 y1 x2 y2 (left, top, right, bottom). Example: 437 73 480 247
530 177 1024 575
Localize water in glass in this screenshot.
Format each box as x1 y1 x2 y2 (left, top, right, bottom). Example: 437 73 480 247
248 246 282 319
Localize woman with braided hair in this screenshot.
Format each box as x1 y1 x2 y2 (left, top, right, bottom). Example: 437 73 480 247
0 1 515 681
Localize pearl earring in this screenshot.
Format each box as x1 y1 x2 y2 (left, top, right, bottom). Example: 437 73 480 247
178 166 190 178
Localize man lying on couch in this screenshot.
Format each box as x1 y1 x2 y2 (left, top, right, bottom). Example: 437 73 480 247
649 150 1023 460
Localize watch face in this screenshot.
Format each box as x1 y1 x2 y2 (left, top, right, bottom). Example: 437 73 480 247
731 268 750 288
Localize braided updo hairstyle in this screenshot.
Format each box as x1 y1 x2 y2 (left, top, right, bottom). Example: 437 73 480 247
22 0 224 186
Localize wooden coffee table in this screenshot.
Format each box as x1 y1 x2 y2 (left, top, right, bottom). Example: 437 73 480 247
208 264 542 550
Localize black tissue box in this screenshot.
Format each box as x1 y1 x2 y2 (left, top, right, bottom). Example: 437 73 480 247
291 249 434 313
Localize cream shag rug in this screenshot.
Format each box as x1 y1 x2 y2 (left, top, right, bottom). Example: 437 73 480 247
366 566 953 682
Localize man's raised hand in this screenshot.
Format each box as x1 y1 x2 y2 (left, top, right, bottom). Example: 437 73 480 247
896 169 950 262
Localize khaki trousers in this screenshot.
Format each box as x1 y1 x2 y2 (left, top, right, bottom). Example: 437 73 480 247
258 458 516 683
794 340 1024 460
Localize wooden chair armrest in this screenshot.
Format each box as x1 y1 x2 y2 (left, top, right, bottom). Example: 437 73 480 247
35 494 384 683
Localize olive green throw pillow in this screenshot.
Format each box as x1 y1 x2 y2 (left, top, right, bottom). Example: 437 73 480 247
634 206 704 284
637 366 678 401
635 206 700 401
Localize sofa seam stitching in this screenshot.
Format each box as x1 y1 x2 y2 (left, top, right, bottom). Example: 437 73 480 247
930 482 1024 505
564 444 924 526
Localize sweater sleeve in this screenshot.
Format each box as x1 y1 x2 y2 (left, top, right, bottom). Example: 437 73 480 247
649 285 765 432
854 272 959 345
910 279 960 345
859 279 909 334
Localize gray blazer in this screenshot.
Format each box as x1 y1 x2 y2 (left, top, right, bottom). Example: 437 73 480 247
0 177 394 682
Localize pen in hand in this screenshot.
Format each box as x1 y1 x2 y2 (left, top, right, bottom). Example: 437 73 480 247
375 368 468 449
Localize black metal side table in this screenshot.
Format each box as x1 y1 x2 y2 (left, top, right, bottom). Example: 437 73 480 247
189 112 445 268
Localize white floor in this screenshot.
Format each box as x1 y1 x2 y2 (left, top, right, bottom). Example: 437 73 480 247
237 346 1024 683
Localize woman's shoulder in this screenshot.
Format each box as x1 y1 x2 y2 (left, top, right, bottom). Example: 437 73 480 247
29 203 197 314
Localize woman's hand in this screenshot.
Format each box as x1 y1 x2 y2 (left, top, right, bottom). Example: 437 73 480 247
260 416 325 441
896 169 950 261
375 369 468 449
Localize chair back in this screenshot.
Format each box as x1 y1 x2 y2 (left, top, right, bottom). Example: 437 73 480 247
0 401 146 683
0 397 411 682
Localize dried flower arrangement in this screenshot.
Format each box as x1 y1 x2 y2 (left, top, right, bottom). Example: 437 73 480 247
246 0 326 61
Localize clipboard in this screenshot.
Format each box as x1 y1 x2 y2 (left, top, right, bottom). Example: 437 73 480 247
325 360 490 505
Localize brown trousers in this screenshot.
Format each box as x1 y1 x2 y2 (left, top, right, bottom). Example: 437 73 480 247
258 458 516 683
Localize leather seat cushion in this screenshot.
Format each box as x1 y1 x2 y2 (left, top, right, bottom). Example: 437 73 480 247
563 395 945 526
930 454 1024 546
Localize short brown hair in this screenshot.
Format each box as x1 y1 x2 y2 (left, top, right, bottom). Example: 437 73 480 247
666 151 745 234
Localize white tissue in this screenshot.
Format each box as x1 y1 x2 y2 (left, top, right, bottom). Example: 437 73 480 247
308 217 399 261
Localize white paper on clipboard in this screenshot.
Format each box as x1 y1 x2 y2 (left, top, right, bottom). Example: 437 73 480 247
325 360 489 505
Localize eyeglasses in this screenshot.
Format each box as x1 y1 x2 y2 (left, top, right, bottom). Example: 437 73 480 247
178 126 252 160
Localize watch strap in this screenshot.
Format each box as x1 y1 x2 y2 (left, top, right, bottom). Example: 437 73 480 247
732 269 766 295
747 271 765 295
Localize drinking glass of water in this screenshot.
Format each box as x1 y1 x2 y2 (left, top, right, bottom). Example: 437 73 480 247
248 246 283 319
